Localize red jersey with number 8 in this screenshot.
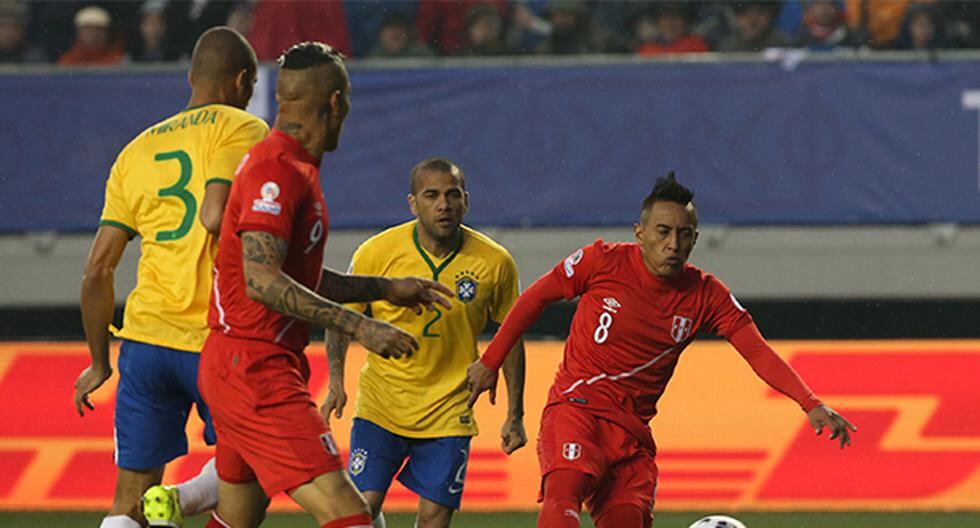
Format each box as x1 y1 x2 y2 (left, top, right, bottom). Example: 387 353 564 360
208 129 328 352
549 240 752 444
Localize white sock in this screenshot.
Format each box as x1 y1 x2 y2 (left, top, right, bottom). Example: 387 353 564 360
373 512 386 528
99 515 140 528
176 457 219 516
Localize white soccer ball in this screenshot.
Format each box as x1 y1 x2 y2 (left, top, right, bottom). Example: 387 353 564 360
688 515 747 528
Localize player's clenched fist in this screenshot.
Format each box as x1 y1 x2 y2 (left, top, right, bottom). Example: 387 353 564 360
355 318 419 359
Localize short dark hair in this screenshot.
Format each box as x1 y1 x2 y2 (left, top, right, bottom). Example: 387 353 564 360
277 41 346 70
410 158 465 194
641 171 695 220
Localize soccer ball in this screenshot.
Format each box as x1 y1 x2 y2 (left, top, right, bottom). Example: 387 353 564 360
688 515 747 528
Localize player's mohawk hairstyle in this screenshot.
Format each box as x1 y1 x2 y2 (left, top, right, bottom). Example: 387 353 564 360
277 41 346 70
642 171 694 212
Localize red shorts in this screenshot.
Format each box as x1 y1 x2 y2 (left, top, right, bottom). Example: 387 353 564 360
198 332 343 496
537 403 658 522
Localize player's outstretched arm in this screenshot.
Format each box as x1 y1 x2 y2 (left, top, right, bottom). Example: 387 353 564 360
500 339 528 455
76 225 130 416
321 330 350 422
241 231 419 359
728 322 858 449
317 268 453 313
468 272 565 407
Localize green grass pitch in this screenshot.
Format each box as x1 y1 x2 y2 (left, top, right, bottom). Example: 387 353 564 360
1 511 979 527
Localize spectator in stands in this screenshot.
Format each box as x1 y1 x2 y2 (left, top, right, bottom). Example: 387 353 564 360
462 3 506 55
128 2 181 62
345 0 420 58
895 3 945 50
58 5 124 65
845 0 909 48
506 0 550 54
794 0 857 50
225 3 254 39
249 0 351 60
635 2 709 55
0 0 46 63
535 0 597 55
416 0 506 55
717 1 791 52
367 11 433 58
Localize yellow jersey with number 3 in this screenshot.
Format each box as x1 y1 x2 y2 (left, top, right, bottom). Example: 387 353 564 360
99 103 269 352
349 220 520 438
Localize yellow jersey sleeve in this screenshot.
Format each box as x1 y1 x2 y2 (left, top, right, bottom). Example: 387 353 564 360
490 252 520 323
98 158 138 237
206 117 269 186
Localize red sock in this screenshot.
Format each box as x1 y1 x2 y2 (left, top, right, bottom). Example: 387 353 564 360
537 469 594 528
321 513 373 528
205 512 231 528
594 504 652 528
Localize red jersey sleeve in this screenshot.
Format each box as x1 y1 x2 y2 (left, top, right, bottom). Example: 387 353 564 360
235 159 306 242
729 323 823 412
551 240 606 300
703 274 753 339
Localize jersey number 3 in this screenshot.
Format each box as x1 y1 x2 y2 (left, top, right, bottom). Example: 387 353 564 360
155 150 197 242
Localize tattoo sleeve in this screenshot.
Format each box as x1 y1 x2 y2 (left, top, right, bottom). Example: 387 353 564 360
326 329 351 385
317 268 390 303
501 339 527 419
241 231 367 336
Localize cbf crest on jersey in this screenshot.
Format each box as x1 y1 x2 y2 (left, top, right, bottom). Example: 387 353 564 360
671 315 693 343
454 270 479 303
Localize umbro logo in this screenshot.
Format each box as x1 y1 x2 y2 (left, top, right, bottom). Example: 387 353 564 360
602 297 621 313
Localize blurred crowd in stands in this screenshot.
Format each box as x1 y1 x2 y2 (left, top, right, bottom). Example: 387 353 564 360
2 0 979 65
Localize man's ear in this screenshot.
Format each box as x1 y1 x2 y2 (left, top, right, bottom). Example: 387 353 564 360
633 222 643 242
408 193 418 217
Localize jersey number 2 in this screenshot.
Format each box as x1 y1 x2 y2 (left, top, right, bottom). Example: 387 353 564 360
155 150 197 242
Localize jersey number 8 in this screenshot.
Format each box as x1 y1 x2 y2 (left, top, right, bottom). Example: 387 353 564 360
594 311 614 344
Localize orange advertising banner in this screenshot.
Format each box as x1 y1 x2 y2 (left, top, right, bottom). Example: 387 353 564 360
1 340 979 512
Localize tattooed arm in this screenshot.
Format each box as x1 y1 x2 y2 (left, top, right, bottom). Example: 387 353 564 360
241 230 418 358
316 268 387 303
317 268 455 311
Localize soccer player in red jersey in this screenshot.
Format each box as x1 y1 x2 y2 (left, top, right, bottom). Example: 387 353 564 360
198 42 452 528
467 173 857 528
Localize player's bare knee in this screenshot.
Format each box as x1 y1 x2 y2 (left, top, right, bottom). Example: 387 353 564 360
415 505 453 528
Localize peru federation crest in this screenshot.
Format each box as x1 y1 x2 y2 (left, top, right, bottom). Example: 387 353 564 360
455 275 478 303
671 315 693 343
562 442 582 461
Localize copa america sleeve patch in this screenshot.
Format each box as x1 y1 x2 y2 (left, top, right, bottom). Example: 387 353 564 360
252 181 282 215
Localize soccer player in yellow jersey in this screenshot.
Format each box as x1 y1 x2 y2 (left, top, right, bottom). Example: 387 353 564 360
323 158 528 528
72 28 268 528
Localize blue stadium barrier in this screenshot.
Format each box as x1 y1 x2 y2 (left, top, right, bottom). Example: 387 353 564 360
2 58 979 232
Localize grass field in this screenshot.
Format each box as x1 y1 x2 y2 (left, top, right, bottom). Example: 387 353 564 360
2 511 979 527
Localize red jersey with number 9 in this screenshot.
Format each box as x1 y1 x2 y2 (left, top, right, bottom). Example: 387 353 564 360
208 129 328 352
549 240 752 446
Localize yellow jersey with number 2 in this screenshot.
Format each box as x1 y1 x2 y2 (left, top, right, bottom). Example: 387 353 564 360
349 220 520 438
99 103 269 353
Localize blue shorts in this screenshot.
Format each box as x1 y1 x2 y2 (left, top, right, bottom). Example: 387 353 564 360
114 339 215 470
349 418 471 510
